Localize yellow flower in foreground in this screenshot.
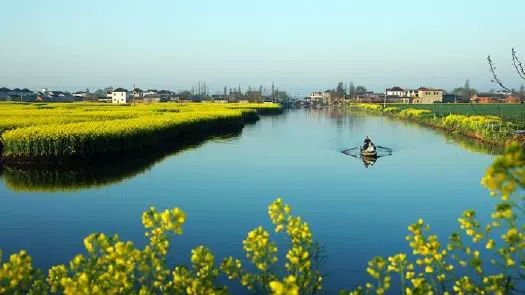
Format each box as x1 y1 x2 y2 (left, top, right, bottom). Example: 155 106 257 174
269 276 299 295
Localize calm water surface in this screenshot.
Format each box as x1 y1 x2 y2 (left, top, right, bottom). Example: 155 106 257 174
0 108 499 292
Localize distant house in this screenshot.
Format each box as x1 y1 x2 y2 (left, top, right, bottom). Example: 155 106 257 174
132 88 143 100
505 95 521 103
143 89 157 97
111 88 130 104
308 91 332 104
38 90 75 102
308 91 323 102
72 91 89 99
404 89 418 97
413 87 443 104
211 95 228 103
442 94 458 103
0 87 10 100
400 97 413 104
470 93 504 103
385 86 405 97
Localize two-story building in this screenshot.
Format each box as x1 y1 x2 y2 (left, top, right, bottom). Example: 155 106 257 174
385 86 405 97
111 88 130 104
413 87 443 104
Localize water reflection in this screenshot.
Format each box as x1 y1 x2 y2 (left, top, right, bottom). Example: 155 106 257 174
0 129 242 192
342 146 393 168
443 133 503 155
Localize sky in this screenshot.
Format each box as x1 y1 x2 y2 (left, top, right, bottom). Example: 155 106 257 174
1 0 524 95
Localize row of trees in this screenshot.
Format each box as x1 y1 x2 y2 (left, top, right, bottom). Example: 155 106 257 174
333 82 368 99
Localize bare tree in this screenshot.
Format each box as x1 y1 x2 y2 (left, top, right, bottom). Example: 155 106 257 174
487 55 510 91
488 47 525 92
512 47 525 80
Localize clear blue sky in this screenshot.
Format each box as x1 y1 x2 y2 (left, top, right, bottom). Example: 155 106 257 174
1 0 524 94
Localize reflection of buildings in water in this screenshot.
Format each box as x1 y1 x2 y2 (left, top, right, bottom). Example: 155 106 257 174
1 129 242 192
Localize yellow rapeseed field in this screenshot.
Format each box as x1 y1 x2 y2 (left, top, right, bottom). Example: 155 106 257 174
0 102 281 160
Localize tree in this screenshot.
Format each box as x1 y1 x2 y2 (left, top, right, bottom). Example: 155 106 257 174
335 82 345 99
464 79 470 99
488 47 525 91
348 82 356 98
519 85 525 100
452 80 477 99
92 89 106 98
355 85 367 94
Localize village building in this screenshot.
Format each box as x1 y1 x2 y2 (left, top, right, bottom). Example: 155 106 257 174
308 90 332 104
132 88 143 100
470 93 505 103
504 95 520 103
0 87 10 100
111 88 130 104
385 86 405 97
412 87 443 104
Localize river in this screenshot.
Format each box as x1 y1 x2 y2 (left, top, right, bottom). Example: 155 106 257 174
0 107 500 293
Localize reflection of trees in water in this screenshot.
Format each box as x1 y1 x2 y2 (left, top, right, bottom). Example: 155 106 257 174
443 133 503 155
0 128 242 192
392 117 503 155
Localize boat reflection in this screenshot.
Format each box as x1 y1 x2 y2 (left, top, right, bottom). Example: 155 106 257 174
361 155 377 168
0 128 242 192
342 146 392 168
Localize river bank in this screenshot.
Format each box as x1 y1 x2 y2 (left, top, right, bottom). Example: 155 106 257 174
349 104 525 146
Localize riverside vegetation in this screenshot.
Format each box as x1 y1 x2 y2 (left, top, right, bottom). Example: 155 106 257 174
350 104 524 145
0 143 524 294
0 102 281 163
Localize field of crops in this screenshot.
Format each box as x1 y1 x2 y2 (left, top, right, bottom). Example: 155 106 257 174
350 103 523 145
0 102 281 162
388 103 525 123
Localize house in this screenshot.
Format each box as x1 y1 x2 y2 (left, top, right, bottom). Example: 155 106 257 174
0 87 10 100
111 88 130 104
413 87 443 104
143 89 157 97
72 91 89 99
308 91 324 102
504 95 520 103
37 90 75 102
307 91 332 104
385 86 405 97
470 93 504 103
132 88 143 100
211 95 228 103
442 94 458 103
404 90 418 98
400 97 413 104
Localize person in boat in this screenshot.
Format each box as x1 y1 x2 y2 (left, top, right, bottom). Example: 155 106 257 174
363 136 375 150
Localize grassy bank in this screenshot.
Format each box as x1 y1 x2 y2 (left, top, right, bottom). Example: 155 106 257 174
388 103 525 124
350 103 523 145
0 102 281 164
